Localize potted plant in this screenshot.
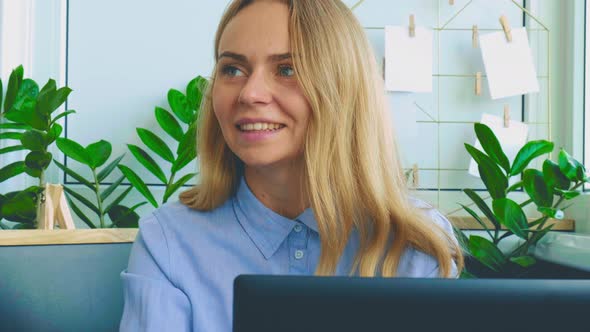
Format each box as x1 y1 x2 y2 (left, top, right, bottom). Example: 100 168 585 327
456 122 588 278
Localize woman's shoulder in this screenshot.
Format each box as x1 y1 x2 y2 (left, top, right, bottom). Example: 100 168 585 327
138 199 237 242
407 196 453 233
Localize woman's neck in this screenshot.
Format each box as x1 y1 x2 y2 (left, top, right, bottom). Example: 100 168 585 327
244 160 307 219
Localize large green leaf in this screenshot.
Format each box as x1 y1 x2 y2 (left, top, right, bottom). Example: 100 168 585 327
0 132 24 140
542 159 570 190
176 124 196 156
492 198 529 240
3 65 24 113
0 145 26 155
53 159 94 190
172 147 196 174
186 76 207 111
163 173 196 203
463 189 500 229
50 110 76 126
100 175 126 201
46 123 63 145
67 197 96 229
468 235 506 271
155 107 183 141
523 169 553 208
47 87 72 114
108 205 140 228
86 140 112 169
474 123 510 173
20 130 45 151
510 256 537 268
0 123 30 130
554 188 581 200
17 79 39 101
36 79 56 115
465 143 508 199
0 161 26 183
510 140 554 176
9 97 48 130
56 137 92 166
558 149 586 182
168 89 193 124
97 154 125 182
118 165 158 208
136 128 174 163
63 186 100 216
25 151 52 170
459 204 493 238
1 190 36 223
127 144 167 184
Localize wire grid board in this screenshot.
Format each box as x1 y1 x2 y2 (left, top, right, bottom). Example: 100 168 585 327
342 0 550 214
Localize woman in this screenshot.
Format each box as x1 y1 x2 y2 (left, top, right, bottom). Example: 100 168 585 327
120 0 463 331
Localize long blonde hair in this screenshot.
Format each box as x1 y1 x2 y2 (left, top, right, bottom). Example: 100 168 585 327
180 0 463 277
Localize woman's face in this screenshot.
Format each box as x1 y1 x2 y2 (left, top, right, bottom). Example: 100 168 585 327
212 1 311 169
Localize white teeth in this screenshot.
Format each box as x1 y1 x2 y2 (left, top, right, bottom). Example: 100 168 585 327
239 122 283 131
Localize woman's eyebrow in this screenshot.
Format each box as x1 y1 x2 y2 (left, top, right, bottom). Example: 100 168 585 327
218 51 247 62
268 53 292 62
217 51 292 62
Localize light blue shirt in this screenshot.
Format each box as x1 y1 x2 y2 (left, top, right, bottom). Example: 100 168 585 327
120 177 457 331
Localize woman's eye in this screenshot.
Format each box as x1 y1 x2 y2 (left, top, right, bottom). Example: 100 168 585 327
221 65 245 77
278 65 294 77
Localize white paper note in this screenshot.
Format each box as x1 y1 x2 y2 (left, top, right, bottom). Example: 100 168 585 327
480 27 539 100
385 26 433 92
468 113 529 178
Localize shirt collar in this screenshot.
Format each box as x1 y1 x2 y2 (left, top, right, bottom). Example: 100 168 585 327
232 177 318 259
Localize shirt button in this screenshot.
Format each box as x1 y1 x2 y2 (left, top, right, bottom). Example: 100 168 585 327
294 250 304 260
294 224 303 233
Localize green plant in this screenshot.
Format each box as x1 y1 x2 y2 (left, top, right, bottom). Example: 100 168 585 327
118 76 207 207
456 123 588 278
54 138 143 228
0 65 74 229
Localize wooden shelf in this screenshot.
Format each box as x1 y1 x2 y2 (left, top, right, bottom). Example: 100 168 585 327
449 216 575 231
0 229 139 246
0 216 575 246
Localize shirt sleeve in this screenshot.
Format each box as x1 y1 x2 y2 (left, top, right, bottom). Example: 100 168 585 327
119 214 192 331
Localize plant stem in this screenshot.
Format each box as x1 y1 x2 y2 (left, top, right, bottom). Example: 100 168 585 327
537 181 586 231
519 198 533 208
34 158 47 228
163 172 176 204
92 169 105 228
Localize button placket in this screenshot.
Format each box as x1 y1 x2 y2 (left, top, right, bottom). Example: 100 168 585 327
288 222 309 273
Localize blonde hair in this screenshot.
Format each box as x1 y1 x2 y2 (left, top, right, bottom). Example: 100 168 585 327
180 0 463 277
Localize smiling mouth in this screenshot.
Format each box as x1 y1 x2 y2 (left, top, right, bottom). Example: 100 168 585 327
237 122 286 132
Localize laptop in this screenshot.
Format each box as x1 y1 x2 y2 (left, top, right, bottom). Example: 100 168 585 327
233 275 590 332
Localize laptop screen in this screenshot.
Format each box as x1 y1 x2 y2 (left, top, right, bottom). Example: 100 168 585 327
233 275 590 332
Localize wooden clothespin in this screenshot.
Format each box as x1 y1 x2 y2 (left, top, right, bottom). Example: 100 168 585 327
499 15 512 42
472 25 479 48
37 184 75 230
475 72 482 96
503 104 510 128
409 14 415 37
412 164 419 188
449 0 455 5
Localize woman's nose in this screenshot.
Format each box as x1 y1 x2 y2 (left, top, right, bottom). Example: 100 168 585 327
238 70 272 105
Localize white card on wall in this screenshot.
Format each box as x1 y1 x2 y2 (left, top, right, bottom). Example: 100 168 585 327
468 113 529 178
385 26 433 92
480 27 539 100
